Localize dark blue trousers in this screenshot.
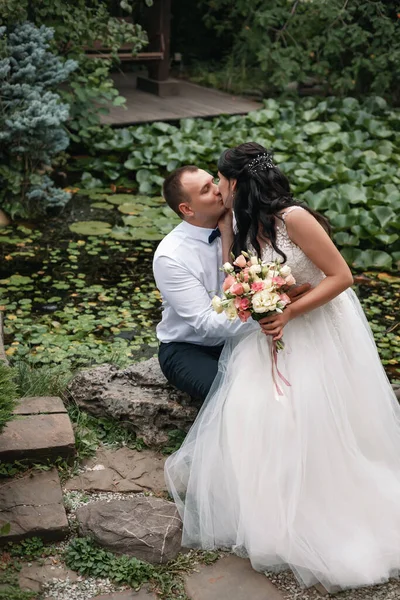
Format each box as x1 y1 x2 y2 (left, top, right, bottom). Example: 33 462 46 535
158 341 224 402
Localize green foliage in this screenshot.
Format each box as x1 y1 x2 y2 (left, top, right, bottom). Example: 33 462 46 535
196 0 400 101
64 537 155 586
0 22 77 219
13 361 73 398
64 537 219 600
161 430 187 455
68 404 146 460
0 362 18 433
6 537 52 560
72 96 400 270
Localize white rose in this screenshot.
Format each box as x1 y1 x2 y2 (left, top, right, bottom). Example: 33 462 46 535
250 256 259 265
225 300 238 321
211 296 223 314
262 277 274 291
223 262 234 273
242 282 250 293
249 264 262 276
252 290 281 313
279 264 291 277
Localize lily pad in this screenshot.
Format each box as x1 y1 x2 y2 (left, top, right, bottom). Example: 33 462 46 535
69 221 112 236
91 202 114 210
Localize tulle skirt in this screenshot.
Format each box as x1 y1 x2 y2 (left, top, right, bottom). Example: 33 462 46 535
165 289 400 592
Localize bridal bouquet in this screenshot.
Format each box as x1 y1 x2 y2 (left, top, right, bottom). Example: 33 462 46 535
211 253 296 351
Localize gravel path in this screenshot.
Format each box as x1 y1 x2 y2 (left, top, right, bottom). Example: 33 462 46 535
266 569 400 600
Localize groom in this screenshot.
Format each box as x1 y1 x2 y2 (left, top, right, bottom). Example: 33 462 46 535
153 165 309 402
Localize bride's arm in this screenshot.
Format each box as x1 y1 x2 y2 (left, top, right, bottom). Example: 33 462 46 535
262 208 353 340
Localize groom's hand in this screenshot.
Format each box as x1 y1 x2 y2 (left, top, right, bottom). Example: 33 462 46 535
285 282 311 303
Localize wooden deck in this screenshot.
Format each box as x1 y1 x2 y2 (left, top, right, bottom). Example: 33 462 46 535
101 73 262 125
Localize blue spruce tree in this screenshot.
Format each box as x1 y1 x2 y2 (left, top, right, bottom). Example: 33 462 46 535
0 22 77 218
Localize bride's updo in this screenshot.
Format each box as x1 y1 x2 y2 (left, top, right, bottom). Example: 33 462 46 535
217 142 330 261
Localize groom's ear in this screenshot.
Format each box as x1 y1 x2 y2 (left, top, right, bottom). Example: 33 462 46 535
178 202 194 218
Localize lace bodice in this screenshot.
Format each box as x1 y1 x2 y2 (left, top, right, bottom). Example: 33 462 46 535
260 206 325 288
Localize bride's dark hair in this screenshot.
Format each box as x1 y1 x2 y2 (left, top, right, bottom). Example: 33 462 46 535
217 142 331 262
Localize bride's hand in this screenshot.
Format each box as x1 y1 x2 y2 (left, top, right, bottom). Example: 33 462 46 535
259 307 293 341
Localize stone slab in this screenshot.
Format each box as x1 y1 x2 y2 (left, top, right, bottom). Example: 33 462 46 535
0 468 69 544
14 396 67 415
18 558 79 592
0 412 75 463
92 590 158 600
64 447 166 494
184 555 285 600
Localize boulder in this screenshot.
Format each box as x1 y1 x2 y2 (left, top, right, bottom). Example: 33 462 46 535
76 497 182 564
68 360 199 446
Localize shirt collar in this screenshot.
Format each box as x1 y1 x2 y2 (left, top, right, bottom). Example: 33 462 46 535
179 220 218 244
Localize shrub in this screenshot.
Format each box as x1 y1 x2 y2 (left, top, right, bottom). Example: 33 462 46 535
0 22 77 219
194 0 400 102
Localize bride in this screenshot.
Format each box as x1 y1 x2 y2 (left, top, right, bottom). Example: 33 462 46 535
164 142 400 593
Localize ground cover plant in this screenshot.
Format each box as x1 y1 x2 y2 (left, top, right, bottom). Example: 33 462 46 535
71 96 400 272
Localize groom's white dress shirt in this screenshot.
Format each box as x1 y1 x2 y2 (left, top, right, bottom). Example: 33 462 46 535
153 220 256 346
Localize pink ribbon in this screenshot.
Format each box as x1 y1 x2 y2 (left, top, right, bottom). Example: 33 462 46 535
271 340 291 398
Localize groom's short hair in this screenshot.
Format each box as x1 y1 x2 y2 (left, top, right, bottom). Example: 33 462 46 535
163 165 198 217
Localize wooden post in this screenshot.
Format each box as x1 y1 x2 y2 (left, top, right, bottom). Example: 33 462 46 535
137 0 180 96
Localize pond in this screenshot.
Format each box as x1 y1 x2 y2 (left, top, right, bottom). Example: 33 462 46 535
0 191 399 383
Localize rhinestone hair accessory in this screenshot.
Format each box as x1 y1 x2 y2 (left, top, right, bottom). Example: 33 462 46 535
247 153 275 175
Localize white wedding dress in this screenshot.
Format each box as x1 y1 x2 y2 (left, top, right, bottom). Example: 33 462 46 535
165 206 400 592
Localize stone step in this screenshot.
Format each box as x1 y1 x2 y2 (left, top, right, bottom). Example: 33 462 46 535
0 396 75 464
184 555 285 600
0 468 69 544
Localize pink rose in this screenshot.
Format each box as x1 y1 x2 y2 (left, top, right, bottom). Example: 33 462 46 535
272 276 286 287
241 297 250 310
279 293 291 306
230 282 244 296
251 281 265 292
223 275 236 291
285 274 296 286
238 309 252 322
242 270 250 283
233 254 247 268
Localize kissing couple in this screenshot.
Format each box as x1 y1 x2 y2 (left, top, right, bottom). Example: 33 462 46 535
153 142 400 593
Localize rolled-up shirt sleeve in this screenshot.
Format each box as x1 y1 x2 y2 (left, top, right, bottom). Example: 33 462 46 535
154 254 255 339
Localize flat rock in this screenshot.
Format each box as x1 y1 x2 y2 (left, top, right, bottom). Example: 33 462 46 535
0 468 69 544
92 590 158 600
68 361 199 446
76 497 182 564
18 558 79 592
13 396 67 415
184 555 285 600
0 411 75 463
64 447 166 493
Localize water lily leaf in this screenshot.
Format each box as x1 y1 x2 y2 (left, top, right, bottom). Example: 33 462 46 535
69 221 112 236
118 203 142 214
0 274 32 286
339 184 368 204
105 194 137 205
371 206 397 229
91 202 114 210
